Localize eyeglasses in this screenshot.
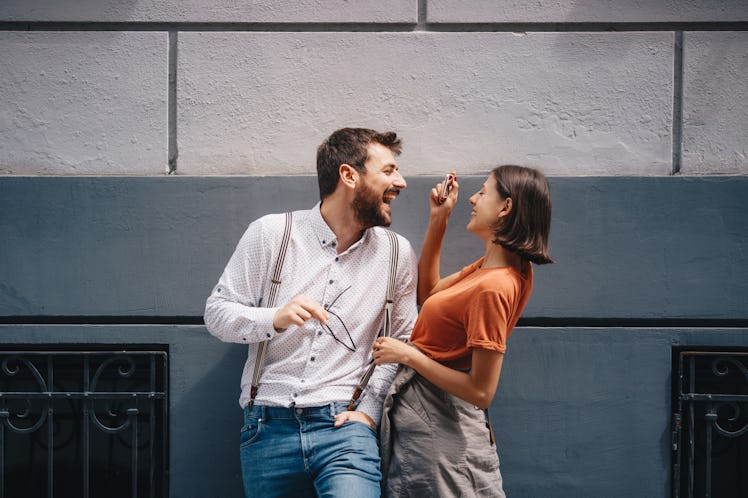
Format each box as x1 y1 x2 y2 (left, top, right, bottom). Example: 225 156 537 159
322 286 356 352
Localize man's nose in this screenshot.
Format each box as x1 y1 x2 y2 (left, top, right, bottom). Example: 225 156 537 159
393 171 407 189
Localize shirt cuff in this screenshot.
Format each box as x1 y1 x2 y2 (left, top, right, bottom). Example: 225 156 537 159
247 307 281 342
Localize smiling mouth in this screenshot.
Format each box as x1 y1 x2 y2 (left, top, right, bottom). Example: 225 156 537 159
383 190 399 204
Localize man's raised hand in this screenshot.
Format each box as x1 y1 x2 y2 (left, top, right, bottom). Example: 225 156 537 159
273 294 329 332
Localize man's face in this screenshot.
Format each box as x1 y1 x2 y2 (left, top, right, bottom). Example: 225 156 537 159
351 143 407 228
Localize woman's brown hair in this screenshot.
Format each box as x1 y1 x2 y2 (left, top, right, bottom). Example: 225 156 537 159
491 165 554 265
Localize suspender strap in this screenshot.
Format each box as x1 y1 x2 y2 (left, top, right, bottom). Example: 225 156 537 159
347 230 399 411
248 212 293 410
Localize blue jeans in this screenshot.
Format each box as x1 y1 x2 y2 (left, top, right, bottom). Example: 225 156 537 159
240 402 381 498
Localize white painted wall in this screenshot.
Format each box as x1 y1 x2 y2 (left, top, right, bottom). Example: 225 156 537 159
1 1 746 175
1 32 168 174
682 31 748 174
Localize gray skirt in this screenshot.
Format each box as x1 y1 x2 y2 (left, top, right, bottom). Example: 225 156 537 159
379 365 506 498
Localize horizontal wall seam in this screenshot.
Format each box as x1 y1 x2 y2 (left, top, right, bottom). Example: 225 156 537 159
1 21 747 32
521 318 748 328
2 316 748 328
0 316 206 325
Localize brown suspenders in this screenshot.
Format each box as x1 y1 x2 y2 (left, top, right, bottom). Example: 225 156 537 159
248 212 293 411
247 214 400 412
347 230 399 410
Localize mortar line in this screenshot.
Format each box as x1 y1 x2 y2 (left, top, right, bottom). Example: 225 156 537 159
168 30 178 174
417 0 427 29
1 21 747 32
672 31 684 175
2 316 747 328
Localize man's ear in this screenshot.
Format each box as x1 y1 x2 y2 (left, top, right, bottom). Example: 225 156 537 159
339 164 359 190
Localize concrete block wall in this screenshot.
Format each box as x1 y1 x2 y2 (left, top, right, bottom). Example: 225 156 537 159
2 5 748 497
2 1 747 176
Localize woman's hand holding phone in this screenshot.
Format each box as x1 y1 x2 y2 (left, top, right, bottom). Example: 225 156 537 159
430 170 458 217
438 173 456 204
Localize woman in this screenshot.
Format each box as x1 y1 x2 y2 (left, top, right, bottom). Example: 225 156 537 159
373 165 553 497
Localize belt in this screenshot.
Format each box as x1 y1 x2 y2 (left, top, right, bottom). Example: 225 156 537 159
244 402 349 421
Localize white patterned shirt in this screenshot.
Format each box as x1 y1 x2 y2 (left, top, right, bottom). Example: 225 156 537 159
204 203 417 425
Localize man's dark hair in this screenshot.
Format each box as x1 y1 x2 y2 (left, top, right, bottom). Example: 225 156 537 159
491 165 554 265
316 128 402 200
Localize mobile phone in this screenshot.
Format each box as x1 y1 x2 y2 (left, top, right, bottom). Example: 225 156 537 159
438 173 456 204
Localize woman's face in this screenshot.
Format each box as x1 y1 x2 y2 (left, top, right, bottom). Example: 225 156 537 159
467 173 508 239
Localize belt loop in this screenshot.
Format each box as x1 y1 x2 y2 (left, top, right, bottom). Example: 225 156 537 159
329 402 336 417
260 405 267 421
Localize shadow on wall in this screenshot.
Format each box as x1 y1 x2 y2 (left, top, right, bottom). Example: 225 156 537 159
170 342 247 498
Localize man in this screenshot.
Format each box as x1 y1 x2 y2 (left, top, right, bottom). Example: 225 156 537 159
204 128 417 497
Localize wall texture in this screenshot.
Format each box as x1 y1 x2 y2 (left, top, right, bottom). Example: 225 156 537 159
2 175 747 498
2 2 748 498
2 175 747 319
2 1 747 175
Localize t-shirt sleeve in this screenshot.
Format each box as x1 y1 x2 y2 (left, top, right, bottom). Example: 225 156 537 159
464 288 512 354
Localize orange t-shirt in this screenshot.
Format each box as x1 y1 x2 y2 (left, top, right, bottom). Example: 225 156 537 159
409 258 533 370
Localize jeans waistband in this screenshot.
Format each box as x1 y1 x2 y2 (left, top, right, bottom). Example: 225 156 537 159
244 402 350 421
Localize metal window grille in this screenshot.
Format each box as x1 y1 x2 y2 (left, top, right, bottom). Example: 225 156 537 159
0 349 168 498
672 350 748 498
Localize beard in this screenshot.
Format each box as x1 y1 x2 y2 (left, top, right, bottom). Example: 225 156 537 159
352 179 391 228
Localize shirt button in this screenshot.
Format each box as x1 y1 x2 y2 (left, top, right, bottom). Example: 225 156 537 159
329 280 334 284
335 257 339 262
310 356 316 362
332 242 337 248
322 240 326 244
317 330 323 336
293 393 298 398
266 333 271 338
301 379 305 383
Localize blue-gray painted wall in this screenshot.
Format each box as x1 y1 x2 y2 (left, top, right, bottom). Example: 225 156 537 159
2 176 747 497
3 176 747 319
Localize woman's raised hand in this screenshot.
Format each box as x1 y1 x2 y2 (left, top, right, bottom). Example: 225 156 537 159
429 170 459 217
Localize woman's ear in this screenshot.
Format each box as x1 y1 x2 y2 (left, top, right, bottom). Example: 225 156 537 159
498 197 513 218
339 164 359 190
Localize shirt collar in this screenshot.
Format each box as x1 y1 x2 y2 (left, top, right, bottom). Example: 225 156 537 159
310 202 369 252
310 202 338 250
